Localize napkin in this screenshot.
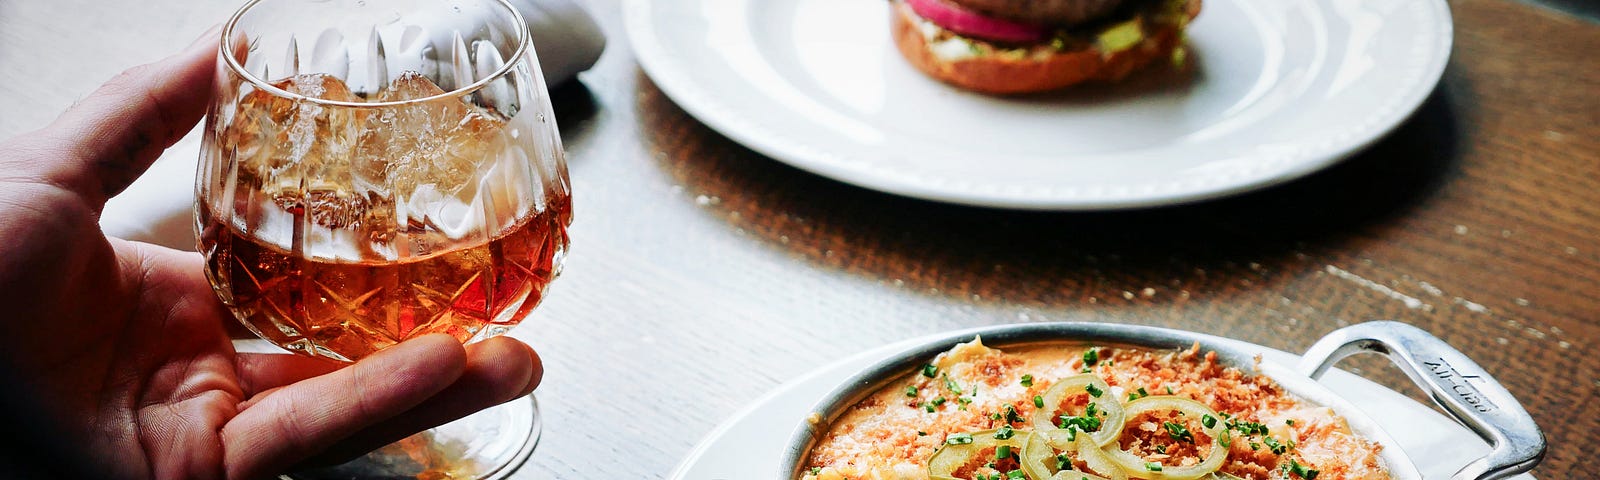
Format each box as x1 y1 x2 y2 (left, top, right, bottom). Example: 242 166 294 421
99 0 605 251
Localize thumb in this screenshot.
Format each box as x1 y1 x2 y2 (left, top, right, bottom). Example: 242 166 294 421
2 26 219 208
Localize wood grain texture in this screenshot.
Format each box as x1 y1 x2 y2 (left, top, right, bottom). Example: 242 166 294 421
1 0 1596 478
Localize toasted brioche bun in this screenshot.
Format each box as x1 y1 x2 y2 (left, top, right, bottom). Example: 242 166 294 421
891 0 1200 94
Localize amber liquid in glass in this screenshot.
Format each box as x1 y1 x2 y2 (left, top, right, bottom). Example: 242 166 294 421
202 73 570 361
201 197 568 361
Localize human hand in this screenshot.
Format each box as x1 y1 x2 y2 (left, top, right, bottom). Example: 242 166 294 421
0 28 542 479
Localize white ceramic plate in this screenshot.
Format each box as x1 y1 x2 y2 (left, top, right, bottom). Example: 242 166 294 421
666 330 1535 480
624 0 1452 210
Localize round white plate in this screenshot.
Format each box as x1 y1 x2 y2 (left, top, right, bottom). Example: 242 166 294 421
624 0 1452 209
667 330 1535 480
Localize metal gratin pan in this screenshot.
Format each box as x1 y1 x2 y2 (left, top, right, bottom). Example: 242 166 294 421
781 321 1545 480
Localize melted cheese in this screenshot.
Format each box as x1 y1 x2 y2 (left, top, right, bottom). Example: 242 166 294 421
801 340 1390 480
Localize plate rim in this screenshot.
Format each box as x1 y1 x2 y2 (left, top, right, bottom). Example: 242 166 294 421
623 0 1455 210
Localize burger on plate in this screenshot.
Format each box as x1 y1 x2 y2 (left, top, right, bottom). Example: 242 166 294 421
890 0 1202 94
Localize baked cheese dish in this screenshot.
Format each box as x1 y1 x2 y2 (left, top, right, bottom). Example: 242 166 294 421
801 338 1388 480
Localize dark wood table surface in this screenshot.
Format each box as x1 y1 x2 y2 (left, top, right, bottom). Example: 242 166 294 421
1 0 1596 478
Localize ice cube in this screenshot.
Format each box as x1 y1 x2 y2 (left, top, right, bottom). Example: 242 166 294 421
357 71 505 198
228 74 370 229
224 72 508 246
380 69 450 101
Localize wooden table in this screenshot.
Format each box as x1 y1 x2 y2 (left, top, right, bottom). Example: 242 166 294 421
2 0 1596 478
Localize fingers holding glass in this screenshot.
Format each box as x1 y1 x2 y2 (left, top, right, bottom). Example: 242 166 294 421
199 1 569 477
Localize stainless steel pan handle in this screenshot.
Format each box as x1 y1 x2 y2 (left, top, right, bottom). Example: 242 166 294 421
1297 321 1545 480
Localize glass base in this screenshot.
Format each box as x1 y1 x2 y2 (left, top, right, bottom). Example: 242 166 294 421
282 395 540 480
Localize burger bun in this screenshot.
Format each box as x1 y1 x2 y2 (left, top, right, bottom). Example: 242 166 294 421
891 0 1200 95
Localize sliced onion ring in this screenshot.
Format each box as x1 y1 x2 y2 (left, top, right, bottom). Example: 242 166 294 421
1030 374 1126 448
928 428 1030 480
1022 430 1122 480
1106 396 1230 480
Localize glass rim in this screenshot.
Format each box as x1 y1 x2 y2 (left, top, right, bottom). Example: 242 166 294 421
220 0 531 108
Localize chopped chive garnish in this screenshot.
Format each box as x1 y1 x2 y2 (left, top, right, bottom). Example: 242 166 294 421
942 374 963 394
1007 470 1025 479
922 364 938 377
925 404 935 413
1164 421 1195 443
1034 395 1045 408
1004 405 1024 423
1127 387 1149 401
1288 459 1320 479
1227 418 1270 436
1166 386 1175 394
1020 374 1034 387
1286 419 1296 426
1202 414 1217 429
995 444 1012 460
1082 348 1099 366
946 433 974 445
1145 462 1163 472
1057 414 1102 433
905 386 918 397
1264 436 1287 454
810 467 821 475
995 425 1015 440
1085 383 1104 398
1056 453 1073 470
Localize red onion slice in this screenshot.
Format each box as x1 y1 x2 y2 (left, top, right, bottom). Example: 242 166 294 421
904 0 1049 44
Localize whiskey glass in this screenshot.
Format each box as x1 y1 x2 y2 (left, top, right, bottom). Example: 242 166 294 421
196 0 570 477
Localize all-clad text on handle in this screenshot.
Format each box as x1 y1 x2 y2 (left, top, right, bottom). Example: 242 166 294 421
1298 321 1545 480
